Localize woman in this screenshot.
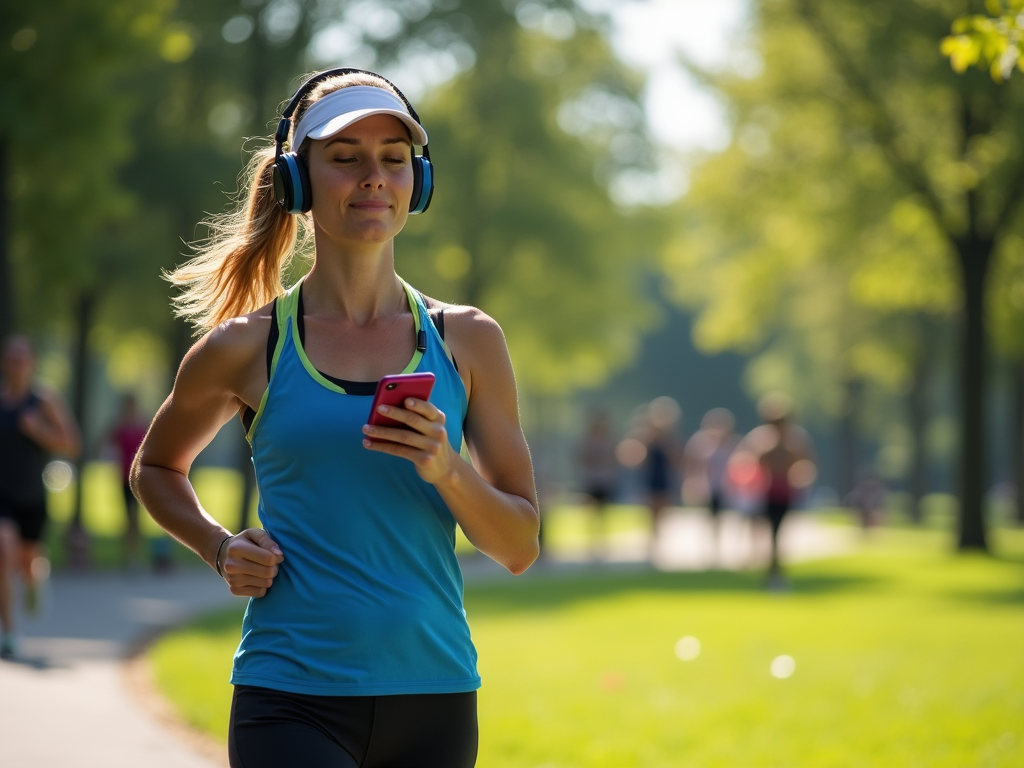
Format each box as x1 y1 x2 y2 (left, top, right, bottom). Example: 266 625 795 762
0 334 80 658
132 69 540 767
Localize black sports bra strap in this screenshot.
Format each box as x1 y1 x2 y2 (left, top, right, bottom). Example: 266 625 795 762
427 306 445 340
266 297 280 381
242 298 282 435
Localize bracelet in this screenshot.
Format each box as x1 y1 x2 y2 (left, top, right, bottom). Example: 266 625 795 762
215 534 233 578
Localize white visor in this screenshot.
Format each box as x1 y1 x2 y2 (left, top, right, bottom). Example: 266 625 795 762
291 86 428 149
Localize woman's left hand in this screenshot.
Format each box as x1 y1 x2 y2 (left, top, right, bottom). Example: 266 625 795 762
362 398 457 486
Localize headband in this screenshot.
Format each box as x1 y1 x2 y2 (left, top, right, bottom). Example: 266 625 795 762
291 86 429 150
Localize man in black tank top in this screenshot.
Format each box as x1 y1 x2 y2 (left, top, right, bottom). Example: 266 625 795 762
0 335 80 659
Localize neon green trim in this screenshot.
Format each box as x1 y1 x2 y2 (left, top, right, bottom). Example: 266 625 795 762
289 277 424 395
407 282 457 368
246 292 293 442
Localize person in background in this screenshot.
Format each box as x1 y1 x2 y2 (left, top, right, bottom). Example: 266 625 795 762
0 335 80 659
683 408 739 565
845 472 887 533
733 393 816 588
642 396 682 560
107 393 149 568
578 408 619 560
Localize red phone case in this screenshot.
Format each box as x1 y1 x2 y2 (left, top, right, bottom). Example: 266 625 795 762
368 372 436 429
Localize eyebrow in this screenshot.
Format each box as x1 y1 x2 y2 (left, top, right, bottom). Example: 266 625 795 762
325 136 411 147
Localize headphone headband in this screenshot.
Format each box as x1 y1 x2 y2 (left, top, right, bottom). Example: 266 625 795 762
277 68 428 156
272 68 434 215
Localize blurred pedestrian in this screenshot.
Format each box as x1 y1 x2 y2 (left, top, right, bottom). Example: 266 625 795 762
0 335 80 659
734 393 816 588
578 408 618 560
642 396 682 559
683 408 739 564
132 68 538 767
107 393 149 568
845 472 887 532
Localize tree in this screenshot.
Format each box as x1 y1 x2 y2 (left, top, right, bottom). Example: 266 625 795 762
1 1 177 555
376 1 664 395
942 0 1024 80
665 0 1024 549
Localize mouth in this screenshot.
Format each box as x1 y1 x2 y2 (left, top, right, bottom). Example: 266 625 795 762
351 201 391 211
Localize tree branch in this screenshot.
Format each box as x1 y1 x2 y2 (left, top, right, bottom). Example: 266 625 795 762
792 0 950 229
993 153 1024 236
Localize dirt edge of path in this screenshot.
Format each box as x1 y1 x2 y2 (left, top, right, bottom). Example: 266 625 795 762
122 629 229 768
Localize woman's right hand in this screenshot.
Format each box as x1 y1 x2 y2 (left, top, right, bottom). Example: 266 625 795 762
220 529 284 597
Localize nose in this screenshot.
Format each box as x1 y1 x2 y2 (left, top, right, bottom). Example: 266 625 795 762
360 157 386 190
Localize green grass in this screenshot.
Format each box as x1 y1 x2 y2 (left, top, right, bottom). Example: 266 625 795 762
149 523 1024 767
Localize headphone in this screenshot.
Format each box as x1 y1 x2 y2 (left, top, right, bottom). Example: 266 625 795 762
272 68 434 215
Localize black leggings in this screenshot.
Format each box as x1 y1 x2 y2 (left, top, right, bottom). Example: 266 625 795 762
228 685 478 768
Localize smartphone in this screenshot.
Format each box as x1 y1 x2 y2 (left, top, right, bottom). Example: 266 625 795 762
368 372 436 430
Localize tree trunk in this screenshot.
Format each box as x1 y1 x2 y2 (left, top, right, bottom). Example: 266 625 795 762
1013 359 1024 525
955 236 990 551
907 318 933 524
0 139 13 339
837 378 862 501
67 290 97 568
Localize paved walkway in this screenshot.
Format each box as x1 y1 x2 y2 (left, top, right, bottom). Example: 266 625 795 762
0 510 852 767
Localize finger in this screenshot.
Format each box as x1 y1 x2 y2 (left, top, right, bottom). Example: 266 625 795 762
370 407 444 440
362 437 431 462
228 573 276 593
225 558 279 580
362 423 437 448
242 527 284 556
402 398 444 423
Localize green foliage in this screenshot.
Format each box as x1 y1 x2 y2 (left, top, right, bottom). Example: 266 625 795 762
150 523 1024 766
664 0 1024 421
942 0 1024 81
391 4 664 393
0 0 173 327
11 0 665 397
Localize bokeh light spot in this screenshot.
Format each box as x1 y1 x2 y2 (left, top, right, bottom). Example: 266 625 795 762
599 670 625 691
11 28 37 52
160 26 196 63
615 437 647 467
42 460 73 493
675 635 701 661
771 655 796 679
222 15 254 44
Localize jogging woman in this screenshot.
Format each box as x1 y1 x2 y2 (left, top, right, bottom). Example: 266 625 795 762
131 68 540 767
0 335 81 658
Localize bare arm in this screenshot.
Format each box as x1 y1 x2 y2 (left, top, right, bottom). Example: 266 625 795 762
362 307 540 574
18 389 82 459
130 312 284 596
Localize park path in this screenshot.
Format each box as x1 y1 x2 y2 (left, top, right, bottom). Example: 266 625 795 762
0 510 851 768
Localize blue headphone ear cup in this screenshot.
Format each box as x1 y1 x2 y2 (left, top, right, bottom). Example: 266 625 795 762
273 153 312 214
409 156 434 215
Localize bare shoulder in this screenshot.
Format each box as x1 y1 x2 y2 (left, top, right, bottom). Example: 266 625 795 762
422 297 505 350
178 302 276 389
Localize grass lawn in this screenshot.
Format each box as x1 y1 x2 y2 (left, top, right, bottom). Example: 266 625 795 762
149 523 1024 767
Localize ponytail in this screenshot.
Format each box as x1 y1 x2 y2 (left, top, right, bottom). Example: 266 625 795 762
166 146 307 333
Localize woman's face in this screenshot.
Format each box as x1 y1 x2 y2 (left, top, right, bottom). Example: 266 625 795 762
306 112 415 247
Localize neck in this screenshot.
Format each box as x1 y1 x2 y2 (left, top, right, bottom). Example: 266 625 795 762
302 236 405 325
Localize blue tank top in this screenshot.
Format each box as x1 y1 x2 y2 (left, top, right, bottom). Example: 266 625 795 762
231 278 480 696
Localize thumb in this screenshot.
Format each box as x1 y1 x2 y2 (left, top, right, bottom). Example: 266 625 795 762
242 527 284 558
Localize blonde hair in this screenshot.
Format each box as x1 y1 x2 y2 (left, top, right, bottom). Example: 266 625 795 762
167 71 403 332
